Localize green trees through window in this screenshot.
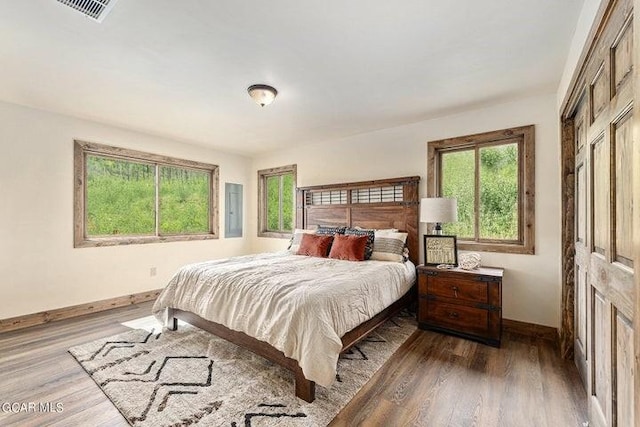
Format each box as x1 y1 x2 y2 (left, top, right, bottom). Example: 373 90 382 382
74 141 219 247
441 143 519 240
266 174 294 232
479 144 518 240
87 156 156 236
427 125 534 254
159 166 210 234
259 165 296 237
441 150 475 238
86 157 210 236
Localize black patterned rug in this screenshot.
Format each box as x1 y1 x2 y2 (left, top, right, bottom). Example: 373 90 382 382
68 312 416 426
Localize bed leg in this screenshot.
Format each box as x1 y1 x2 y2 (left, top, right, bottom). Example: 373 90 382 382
294 370 315 403
167 308 178 331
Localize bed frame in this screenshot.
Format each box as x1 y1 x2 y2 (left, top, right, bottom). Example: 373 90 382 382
168 176 420 402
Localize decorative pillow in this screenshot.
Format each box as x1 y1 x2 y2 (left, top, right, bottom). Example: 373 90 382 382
296 233 334 257
315 225 346 236
328 234 369 261
344 228 375 259
288 229 317 253
370 230 408 262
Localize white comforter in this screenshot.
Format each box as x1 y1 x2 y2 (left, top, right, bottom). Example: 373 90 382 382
152 252 415 388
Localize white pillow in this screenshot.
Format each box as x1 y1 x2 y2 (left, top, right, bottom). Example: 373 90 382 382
370 230 408 262
288 229 317 253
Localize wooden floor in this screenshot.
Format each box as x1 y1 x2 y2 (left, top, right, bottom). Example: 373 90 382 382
0 302 587 427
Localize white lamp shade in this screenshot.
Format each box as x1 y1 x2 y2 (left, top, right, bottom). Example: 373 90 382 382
420 198 458 223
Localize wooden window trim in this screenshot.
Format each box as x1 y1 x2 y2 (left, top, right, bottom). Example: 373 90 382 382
257 164 297 238
73 140 219 248
427 125 535 254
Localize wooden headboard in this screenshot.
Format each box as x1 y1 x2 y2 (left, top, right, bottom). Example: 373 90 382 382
296 176 420 265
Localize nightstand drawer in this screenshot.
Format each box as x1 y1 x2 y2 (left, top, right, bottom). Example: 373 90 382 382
428 275 488 303
420 300 489 337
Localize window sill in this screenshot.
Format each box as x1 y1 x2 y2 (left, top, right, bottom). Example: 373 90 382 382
457 241 534 255
74 233 218 248
258 231 292 239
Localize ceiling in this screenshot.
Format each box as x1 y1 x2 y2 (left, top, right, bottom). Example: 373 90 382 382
0 0 584 155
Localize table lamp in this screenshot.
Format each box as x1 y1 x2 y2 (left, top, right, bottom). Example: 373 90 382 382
420 198 458 235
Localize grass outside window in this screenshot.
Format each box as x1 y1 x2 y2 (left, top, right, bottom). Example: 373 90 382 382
258 165 296 238
74 141 219 247
427 125 535 254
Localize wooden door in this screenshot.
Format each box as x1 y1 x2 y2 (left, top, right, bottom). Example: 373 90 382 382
570 0 635 426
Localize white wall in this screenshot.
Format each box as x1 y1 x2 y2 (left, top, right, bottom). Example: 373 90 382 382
557 0 606 109
0 91 566 328
0 101 252 319
250 92 562 328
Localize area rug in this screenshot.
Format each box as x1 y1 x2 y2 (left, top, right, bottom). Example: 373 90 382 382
69 312 416 427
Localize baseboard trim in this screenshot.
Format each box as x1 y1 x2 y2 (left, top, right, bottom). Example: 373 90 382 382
0 289 162 333
503 318 559 342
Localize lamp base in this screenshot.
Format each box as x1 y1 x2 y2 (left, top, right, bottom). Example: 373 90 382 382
433 223 443 235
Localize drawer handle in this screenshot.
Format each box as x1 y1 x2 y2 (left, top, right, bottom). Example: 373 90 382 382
448 311 459 319
451 286 459 298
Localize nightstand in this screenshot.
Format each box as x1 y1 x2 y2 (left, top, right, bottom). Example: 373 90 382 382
417 264 504 347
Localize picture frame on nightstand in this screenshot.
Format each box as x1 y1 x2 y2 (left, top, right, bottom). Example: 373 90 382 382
423 234 458 266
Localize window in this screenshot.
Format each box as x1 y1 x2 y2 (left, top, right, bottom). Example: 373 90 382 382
427 125 535 254
258 165 296 238
74 141 219 247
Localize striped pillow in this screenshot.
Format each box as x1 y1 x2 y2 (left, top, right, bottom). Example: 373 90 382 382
316 225 347 236
370 230 408 262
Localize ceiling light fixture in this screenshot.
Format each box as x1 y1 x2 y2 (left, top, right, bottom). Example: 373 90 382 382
247 84 278 107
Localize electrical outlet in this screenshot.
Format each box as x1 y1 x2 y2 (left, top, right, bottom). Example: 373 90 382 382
150 267 157 277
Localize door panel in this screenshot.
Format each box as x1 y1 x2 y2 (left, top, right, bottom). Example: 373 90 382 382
591 63 608 122
577 267 588 354
615 311 634 427
591 136 608 256
591 288 610 426
575 264 589 382
613 109 634 267
612 14 633 96
575 109 590 384
577 162 587 243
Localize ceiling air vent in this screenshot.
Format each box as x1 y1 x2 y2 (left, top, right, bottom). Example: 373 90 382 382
56 0 118 23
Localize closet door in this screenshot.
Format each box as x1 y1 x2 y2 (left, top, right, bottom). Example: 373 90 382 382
573 1 635 426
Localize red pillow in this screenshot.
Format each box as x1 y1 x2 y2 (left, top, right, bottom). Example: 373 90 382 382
328 234 368 261
296 233 334 257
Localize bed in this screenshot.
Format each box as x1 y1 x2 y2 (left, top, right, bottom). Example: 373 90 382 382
152 176 420 402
